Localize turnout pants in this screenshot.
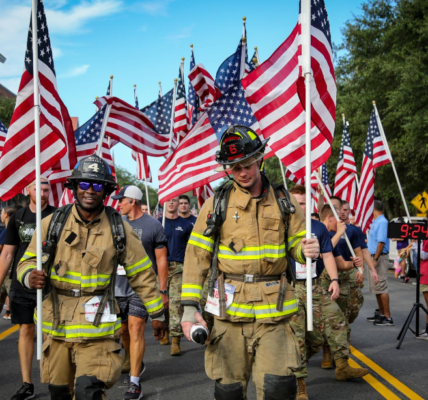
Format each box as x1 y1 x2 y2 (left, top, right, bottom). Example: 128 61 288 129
166 262 184 337
41 337 123 400
205 318 300 400
290 283 349 379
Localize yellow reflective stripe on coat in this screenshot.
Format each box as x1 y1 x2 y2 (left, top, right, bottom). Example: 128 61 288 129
125 256 152 277
18 265 36 283
296 244 306 264
226 299 298 319
50 270 111 287
144 296 163 313
20 251 36 262
288 230 306 249
218 244 286 260
181 284 203 299
34 314 122 338
188 232 214 253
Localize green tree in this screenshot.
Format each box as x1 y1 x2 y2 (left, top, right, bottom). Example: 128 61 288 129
0 97 15 126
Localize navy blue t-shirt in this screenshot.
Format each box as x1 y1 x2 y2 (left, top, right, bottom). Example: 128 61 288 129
183 214 197 226
291 219 339 279
350 224 367 250
329 224 361 262
158 216 193 262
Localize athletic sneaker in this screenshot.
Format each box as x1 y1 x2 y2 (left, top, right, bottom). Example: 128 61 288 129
123 382 143 400
11 383 35 400
374 316 394 326
367 309 380 322
3 311 11 319
415 331 428 341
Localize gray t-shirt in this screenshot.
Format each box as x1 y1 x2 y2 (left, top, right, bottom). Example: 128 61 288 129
115 214 167 298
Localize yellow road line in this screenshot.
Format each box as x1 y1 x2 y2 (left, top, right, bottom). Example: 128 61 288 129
348 358 401 400
351 346 424 400
0 325 19 341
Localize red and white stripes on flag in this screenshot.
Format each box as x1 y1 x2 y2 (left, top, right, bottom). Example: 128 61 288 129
334 120 358 209
173 63 189 142
188 64 221 111
132 151 152 182
193 183 214 209
0 0 77 201
158 114 223 204
95 96 170 157
241 3 336 179
355 110 390 233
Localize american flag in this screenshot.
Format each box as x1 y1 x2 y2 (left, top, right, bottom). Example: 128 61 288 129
141 89 173 135
242 0 336 180
173 61 189 143
0 0 77 201
247 49 258 73
132 85 151 182
0 120 7 158
355 110 390 232
193 183 214 209
158 83 262 204
188 63 221 111
95 96 170 157
107 77 112 96
215 21 248 94
188 46 200 127
59 106 118 208
334 118 358 209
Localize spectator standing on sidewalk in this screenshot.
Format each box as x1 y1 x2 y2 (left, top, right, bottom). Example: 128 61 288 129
113 185 169 399
0 206 17 319
367 200 393 326
159 197 193 355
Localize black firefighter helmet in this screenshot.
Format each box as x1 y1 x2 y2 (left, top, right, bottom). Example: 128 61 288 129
216 125 269 166
65 154 117 196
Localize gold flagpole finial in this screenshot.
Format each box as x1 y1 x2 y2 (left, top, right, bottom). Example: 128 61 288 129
254 46 257 50
134 84 136 88
243 16 246 21
182 57 185 61
95 96 99 99
190 44 193 48
342 113 345 118
174 78 178 82
110 75 113 79
242 37 247 43
372 100 376 105
158 81 161 84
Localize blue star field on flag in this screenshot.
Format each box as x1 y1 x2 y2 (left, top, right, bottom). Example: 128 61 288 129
0 120 7 135
25 0 55 76
338 121 351 162
75 107 105 149
106 80 111 96
141 89 174 135
248 50 258 73
134 87 139 109
208 82 257 142
309 0 331 47
321 162 329 186
215 40 245 94
365 110 383 159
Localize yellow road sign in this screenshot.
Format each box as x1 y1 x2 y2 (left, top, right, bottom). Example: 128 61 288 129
411 191 428 213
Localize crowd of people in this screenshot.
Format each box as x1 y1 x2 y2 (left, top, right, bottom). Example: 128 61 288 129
0 124 427 400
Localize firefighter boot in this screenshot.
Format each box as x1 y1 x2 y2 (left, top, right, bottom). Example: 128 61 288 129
170 337 181 356
296 378 309 400
321 345 333 369
335 358 369 381
121 353 130 373
160 329 169 345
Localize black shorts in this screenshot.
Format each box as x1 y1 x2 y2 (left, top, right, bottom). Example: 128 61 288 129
116 294 148 323
9 289 37 325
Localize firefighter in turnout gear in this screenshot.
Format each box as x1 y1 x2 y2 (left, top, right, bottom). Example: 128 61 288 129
180 125 320 400
17 155 166 400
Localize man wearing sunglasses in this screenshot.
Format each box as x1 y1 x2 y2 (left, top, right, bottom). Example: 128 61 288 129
181 125 320 400
16 154 165 400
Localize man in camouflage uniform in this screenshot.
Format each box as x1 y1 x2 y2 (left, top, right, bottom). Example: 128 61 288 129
289 187 368 400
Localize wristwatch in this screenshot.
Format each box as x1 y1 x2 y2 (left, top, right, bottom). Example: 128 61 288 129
331 278 339 283
159 289 168 295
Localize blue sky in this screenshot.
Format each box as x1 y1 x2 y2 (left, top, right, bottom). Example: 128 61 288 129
0 0 363 188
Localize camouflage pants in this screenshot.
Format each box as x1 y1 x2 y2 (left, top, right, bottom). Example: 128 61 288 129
165 263 184 337
290 283 349 379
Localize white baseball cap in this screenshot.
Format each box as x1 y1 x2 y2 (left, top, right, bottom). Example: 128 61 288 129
111 185 143 200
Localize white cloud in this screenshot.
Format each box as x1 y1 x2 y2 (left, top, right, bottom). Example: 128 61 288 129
138 0 174 16
60 64 90 78
167 26 192 41
0 1 122 83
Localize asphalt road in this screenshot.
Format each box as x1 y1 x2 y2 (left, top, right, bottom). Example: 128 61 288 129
0 272 427 400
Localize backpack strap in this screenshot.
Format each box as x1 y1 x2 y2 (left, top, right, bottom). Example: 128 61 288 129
14 207 27 231
93 206 126 327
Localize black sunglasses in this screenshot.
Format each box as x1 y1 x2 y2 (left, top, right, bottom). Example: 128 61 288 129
78 182 104 192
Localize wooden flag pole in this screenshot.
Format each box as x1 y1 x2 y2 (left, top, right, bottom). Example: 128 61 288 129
163 78 178 228
372 101 411 221
302 0 313 331
342 113 360 191
31 0 43 360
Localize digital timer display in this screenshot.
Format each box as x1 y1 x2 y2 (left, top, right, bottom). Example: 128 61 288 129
387 223 428 240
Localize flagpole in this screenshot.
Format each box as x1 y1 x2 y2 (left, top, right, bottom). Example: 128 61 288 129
109 75 113 95
302 0 313 331
163 78 178 228
342 113 360 191
96 104 112 157
240 17 247 79
31 0 43 360
177 57 185 147
158 81 162 97
254 46 260 65
316 175 363 274
372 101 411 221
